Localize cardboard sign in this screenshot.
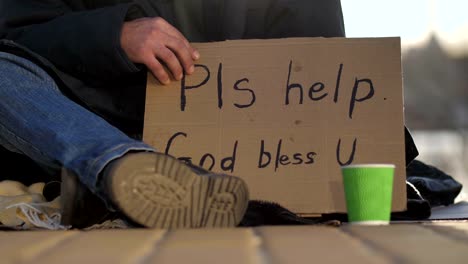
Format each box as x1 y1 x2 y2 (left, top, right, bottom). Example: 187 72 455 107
143 37 406 214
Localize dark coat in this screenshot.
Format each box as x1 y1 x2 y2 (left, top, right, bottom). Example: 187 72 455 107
0 0 345 136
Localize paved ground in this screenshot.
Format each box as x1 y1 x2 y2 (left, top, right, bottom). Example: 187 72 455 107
1 222 467 264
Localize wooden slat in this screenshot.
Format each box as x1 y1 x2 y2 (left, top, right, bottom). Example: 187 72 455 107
149 228 259 264
257 226 390 264
423 222 468 244
1 224 467 263
344 224 468 264
30 229 166 264
0 231 78 264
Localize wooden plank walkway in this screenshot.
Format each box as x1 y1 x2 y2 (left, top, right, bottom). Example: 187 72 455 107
1 223 467 264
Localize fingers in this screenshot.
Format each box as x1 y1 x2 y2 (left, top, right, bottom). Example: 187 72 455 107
147 43 191 85
147 18 198 83
145 56 170 85
155 45 184 81
152 33 196 83
120 17 200 85
155 18 200 60
165 35 195 75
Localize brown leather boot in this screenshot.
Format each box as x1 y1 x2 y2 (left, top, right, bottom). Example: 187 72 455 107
100 152 249 229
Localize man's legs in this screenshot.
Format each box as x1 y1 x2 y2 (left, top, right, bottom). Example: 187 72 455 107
0 52 153 196
0 52 249 228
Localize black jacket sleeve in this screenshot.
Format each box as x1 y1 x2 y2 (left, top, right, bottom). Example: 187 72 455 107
0 0 148 77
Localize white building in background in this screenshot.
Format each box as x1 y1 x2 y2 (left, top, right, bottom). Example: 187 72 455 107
342 0 468 56
342 0 468 201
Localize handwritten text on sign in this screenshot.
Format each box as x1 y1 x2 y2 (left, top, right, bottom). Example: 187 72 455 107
166 61 373 171
143 38 406 213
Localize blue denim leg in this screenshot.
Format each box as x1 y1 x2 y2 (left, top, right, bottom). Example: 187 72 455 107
0 52 155 198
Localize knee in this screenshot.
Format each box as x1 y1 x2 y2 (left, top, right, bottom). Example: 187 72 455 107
0 52 57 93
0 52 53 83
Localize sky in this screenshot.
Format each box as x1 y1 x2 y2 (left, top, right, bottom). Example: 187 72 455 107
341 0 468 50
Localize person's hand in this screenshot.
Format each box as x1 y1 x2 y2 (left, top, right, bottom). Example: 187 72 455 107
120 17 200 85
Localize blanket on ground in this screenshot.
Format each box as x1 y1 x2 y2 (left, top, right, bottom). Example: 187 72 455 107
0 181 65 230
0 181 130 230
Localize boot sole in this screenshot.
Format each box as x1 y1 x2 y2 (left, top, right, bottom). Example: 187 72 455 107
107 153 249 229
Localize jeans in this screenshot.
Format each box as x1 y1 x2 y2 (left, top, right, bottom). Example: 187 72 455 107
0 52 154 199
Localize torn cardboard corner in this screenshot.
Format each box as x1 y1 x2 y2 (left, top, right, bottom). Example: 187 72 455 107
143 37 406 214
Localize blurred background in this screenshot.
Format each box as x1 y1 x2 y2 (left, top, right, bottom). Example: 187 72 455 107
342 0 468 201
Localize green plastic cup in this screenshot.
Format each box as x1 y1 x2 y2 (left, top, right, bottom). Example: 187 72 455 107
341 164 395 225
